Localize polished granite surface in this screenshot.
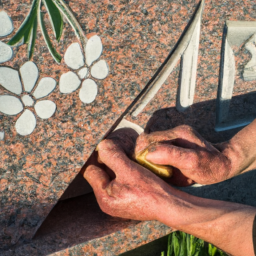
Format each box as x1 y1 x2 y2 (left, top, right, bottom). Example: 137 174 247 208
1 0 256 255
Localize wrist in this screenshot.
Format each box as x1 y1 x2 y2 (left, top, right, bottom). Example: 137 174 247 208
216 140 243 178
154 187 203 229
220 119 256 176
156 188 256 256
155 185 248 229
221 137 256 177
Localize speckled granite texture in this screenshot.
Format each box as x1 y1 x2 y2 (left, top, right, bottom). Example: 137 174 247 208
1 0 256 255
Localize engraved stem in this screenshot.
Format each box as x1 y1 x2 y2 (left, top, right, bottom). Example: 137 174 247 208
53 0 88 47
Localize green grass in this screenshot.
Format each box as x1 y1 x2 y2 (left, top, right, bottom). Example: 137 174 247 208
161 231 227 256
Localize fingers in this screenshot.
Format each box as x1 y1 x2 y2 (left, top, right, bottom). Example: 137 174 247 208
135 130 177 154
80 150 103 176
145 143 199 171
93 128 140 178
97 138 135 177
107 128 138 158
135 125 208 155
84 165 110 193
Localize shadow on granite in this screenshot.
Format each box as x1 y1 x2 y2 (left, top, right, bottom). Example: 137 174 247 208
33 193 139 253
9 192 171 256
54 91 256 203
132 91 256 143
180 169 256 207
120 234 169 256
2 160 256 255
30 168 256 255
2 91 256 255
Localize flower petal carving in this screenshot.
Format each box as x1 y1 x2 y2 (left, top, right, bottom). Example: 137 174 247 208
59 71 81 94
15 109 36 136
79 79 98 103
0 11 14 37
85 35 103 66
91 60 109 79
34 100 56 119
78 67 88 79
0 67 22 95
0 95 23 115
0 41 13 64
20 61 39 93
33 77 56 99
64 42 85 70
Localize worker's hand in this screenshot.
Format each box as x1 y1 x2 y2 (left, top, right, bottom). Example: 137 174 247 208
84 128 176 221
135 125 233 185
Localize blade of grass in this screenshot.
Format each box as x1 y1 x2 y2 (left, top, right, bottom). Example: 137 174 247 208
179 232 187 256
167 234 172 256
212 247 217 256
218 249 226 256
190 234 197 255
8 0 39 46
53 0 87 47
173 232 180 256
208 243 218 256
208 244 213 255
186 233 191 255
171 233 176 256
197 238 204 248
164 232 227 256
161 251 165 256
43 0 63 41
194 238 204 256
194 250 201 256
28 17 38 59
189 234 193 255
38 2 62 63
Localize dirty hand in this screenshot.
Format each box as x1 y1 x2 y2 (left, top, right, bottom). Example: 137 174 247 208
135 125 233 185
84 128 181 221
84 127 256 256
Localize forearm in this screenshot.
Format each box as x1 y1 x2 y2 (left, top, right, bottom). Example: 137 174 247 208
157 188 256 256
222 119 256 177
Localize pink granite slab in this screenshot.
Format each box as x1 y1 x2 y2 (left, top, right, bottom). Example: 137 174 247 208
0 0 198 250
1 0 256 255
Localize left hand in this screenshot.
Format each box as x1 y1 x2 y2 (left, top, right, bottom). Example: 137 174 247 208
84 128 181 221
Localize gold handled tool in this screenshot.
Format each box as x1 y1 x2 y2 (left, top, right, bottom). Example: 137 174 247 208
135 148 173 178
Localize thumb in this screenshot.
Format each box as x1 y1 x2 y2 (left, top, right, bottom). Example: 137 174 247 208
84 165 110 194
146 143 198 171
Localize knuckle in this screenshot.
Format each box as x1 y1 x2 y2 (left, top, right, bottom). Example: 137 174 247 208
98 139 112 151
175 125 195 137
84 165 97 180
179 125 192 131
106 182 121 196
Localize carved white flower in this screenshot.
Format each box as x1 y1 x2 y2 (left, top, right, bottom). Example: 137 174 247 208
0 61 57 136
59 35 109 103
0 11 14 64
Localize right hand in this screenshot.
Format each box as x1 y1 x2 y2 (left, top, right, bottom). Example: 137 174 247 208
135 125 233 185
